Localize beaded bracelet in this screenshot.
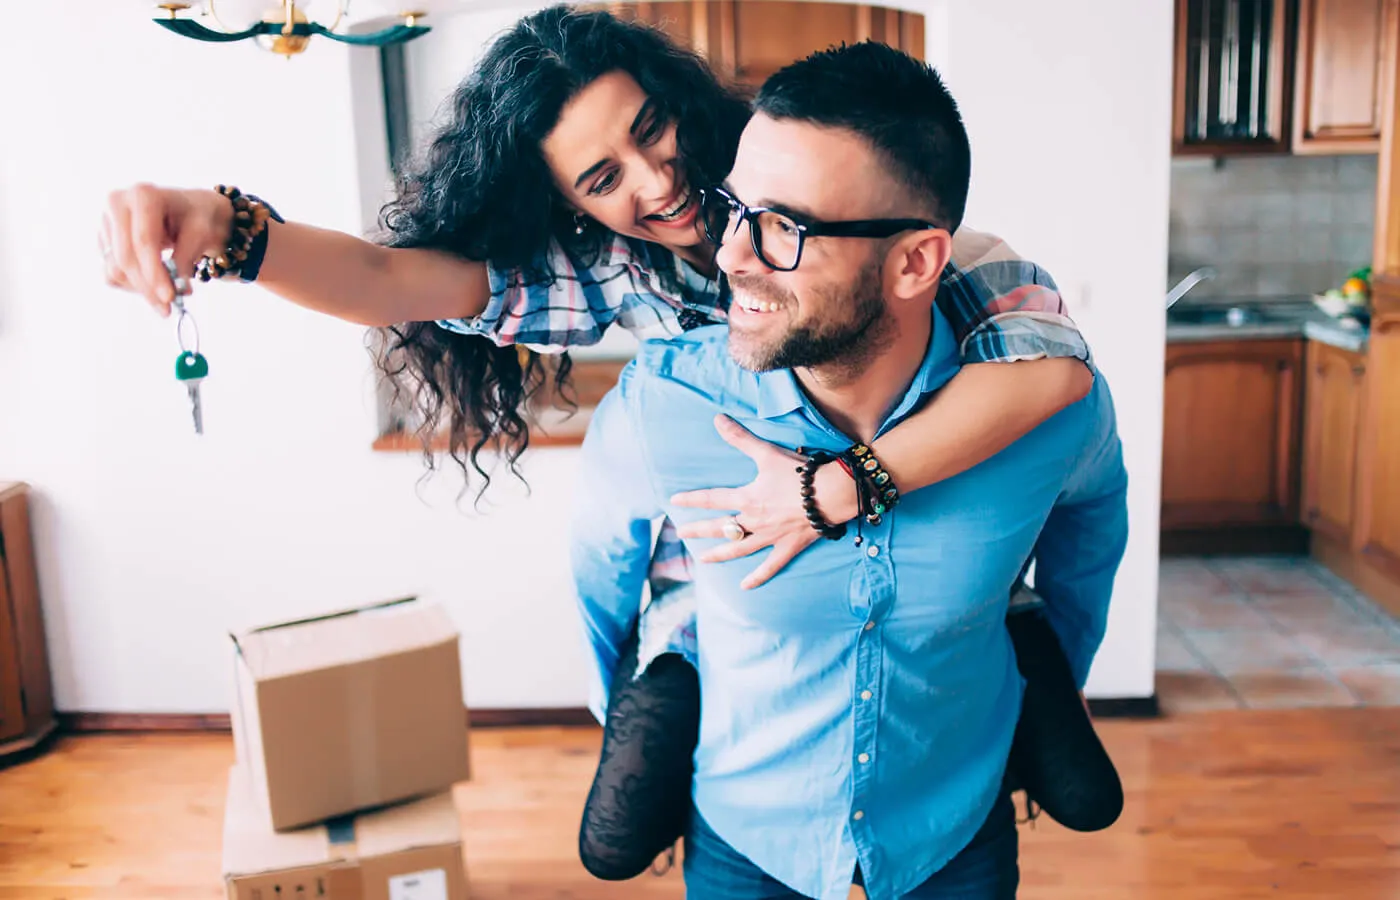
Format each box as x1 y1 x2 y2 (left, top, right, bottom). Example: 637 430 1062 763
195 185 285 284
844 442 900 525
796 450 847 541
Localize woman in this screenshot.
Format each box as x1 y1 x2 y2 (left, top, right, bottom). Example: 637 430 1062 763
99 3 1120 879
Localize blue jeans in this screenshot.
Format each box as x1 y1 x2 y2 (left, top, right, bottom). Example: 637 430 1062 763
682 793 1019 899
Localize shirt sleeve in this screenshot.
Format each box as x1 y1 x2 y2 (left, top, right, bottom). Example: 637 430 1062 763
937 227 1093 368
434 239 634 354
569 362 667 722
1026 382 1130 686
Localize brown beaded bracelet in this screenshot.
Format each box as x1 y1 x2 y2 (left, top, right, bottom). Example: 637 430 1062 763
195 185 284 283
796 450 847 541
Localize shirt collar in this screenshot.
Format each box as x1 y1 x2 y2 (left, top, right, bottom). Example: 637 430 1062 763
754 309 959 430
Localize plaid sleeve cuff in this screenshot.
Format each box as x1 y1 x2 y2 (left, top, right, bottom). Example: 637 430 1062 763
961 311 1094 370
434 263 518 343
433 250 620 354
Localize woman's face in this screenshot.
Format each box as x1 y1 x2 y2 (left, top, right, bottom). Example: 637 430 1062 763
541 70 707 258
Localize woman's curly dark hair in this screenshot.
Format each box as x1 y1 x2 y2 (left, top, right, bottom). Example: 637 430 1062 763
373 4 751 500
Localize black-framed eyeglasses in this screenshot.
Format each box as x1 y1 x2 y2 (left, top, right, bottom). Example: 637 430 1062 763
699 185 941 272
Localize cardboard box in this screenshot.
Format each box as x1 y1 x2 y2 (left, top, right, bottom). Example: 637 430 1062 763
222 764 469 900
230 597 471 831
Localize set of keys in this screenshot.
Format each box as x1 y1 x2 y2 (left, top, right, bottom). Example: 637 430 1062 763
164 257 208 435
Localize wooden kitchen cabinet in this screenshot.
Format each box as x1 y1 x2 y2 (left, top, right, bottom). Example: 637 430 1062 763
0 482 56 761
1301 341 1367 542
597 0 923 88
1292 0 1398 153
1354 312 1400 581
1173 0 1293 154
1162 339 1305 535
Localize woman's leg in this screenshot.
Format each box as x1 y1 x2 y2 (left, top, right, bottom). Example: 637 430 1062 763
1003 586 1124 832
578 624 700 880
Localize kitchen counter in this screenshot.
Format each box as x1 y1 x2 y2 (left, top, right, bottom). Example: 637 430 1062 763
1166 297 1369 353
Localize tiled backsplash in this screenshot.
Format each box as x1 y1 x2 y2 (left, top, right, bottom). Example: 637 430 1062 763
1168 155 1377 300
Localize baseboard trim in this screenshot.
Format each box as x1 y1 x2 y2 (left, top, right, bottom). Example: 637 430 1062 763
58 707 602 734
1161 526 1309 556
469 707 599 728
60 698 1156 732
1087 695 1159 718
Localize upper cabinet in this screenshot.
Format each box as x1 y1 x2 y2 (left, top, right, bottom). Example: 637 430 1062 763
595 0 924 89
1173 0 1398 155
1293 0 1398 153
1173 0 1292 154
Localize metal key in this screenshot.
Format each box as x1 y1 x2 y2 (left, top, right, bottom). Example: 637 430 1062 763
163 256 207 435
176 351 208 434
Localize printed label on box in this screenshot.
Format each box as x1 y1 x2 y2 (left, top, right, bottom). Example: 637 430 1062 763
389 868 448 900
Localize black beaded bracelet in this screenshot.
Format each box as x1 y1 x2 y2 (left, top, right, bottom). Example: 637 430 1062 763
845 442 900 524
797 450 847 541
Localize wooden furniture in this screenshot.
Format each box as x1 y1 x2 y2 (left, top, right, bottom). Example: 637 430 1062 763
596 0 923 88
1301 341 1367 543
0 482 56 761
1172 0 1293 154
1172 0 1397 155
1161 339 1307 551
1309 10 1400 615
1292 0 1398 153
1354 305 1400 580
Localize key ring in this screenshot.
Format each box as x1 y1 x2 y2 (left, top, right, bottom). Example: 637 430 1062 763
163 257 199 356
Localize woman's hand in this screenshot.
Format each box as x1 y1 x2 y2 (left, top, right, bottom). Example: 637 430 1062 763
671 415 859 589
99 184 233 316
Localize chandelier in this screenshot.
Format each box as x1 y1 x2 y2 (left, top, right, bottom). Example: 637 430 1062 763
153 1 431 58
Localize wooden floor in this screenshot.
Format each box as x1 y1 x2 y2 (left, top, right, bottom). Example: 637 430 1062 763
1 707 1398 899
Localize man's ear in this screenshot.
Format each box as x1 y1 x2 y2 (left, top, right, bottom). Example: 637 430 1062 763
886 228 953 303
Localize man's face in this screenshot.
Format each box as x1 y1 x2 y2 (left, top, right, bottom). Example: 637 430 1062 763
715 114 900 373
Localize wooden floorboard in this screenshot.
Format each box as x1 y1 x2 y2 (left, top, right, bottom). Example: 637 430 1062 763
0 707 1397 898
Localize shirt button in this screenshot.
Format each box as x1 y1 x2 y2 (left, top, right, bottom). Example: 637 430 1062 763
860 690 873 701
863 621 875 631
866 544 881 558
858 753 870 764
853 810 865 821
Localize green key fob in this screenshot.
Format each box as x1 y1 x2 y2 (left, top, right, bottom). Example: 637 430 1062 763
176 352 208 381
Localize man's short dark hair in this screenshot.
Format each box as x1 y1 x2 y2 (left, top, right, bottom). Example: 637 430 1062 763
754 41 972 233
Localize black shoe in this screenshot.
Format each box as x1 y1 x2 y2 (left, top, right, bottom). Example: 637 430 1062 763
1006 607 1123 832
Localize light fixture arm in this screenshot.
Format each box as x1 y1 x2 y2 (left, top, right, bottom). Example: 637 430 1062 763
151 1 428 54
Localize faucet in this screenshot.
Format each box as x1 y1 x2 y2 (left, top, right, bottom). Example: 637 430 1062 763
1165 266 1218 310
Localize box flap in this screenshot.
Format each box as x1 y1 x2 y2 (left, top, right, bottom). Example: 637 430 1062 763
231 599 459 680
356 791 462 859
222 766 463 879
222 765 333 876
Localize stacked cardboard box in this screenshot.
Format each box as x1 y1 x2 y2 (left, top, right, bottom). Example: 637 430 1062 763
220 597 472 900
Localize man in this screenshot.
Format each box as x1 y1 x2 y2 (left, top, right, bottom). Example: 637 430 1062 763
571 42 1129 900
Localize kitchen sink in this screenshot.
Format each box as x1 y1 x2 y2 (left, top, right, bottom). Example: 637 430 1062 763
1167 305 1281 327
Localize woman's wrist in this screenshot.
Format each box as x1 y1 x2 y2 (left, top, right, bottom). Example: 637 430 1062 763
813 459 860 525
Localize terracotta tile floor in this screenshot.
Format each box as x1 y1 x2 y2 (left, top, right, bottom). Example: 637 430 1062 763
1156 555 1400 713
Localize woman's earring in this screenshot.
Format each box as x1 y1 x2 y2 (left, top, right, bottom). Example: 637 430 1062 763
574 214 587 236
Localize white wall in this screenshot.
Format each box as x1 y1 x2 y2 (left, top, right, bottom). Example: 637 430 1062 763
0 0 1169 714
928 0 1174 697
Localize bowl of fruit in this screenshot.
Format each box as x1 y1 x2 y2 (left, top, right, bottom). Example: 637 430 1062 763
1314 266 1372 326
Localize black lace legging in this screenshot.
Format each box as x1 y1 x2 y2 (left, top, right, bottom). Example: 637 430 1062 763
577 604 1122 881
578 626 700 880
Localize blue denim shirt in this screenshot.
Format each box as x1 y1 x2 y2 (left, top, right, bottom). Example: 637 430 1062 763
570 313 1129 900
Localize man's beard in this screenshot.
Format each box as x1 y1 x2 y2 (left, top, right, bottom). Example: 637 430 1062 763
727 261 892 377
